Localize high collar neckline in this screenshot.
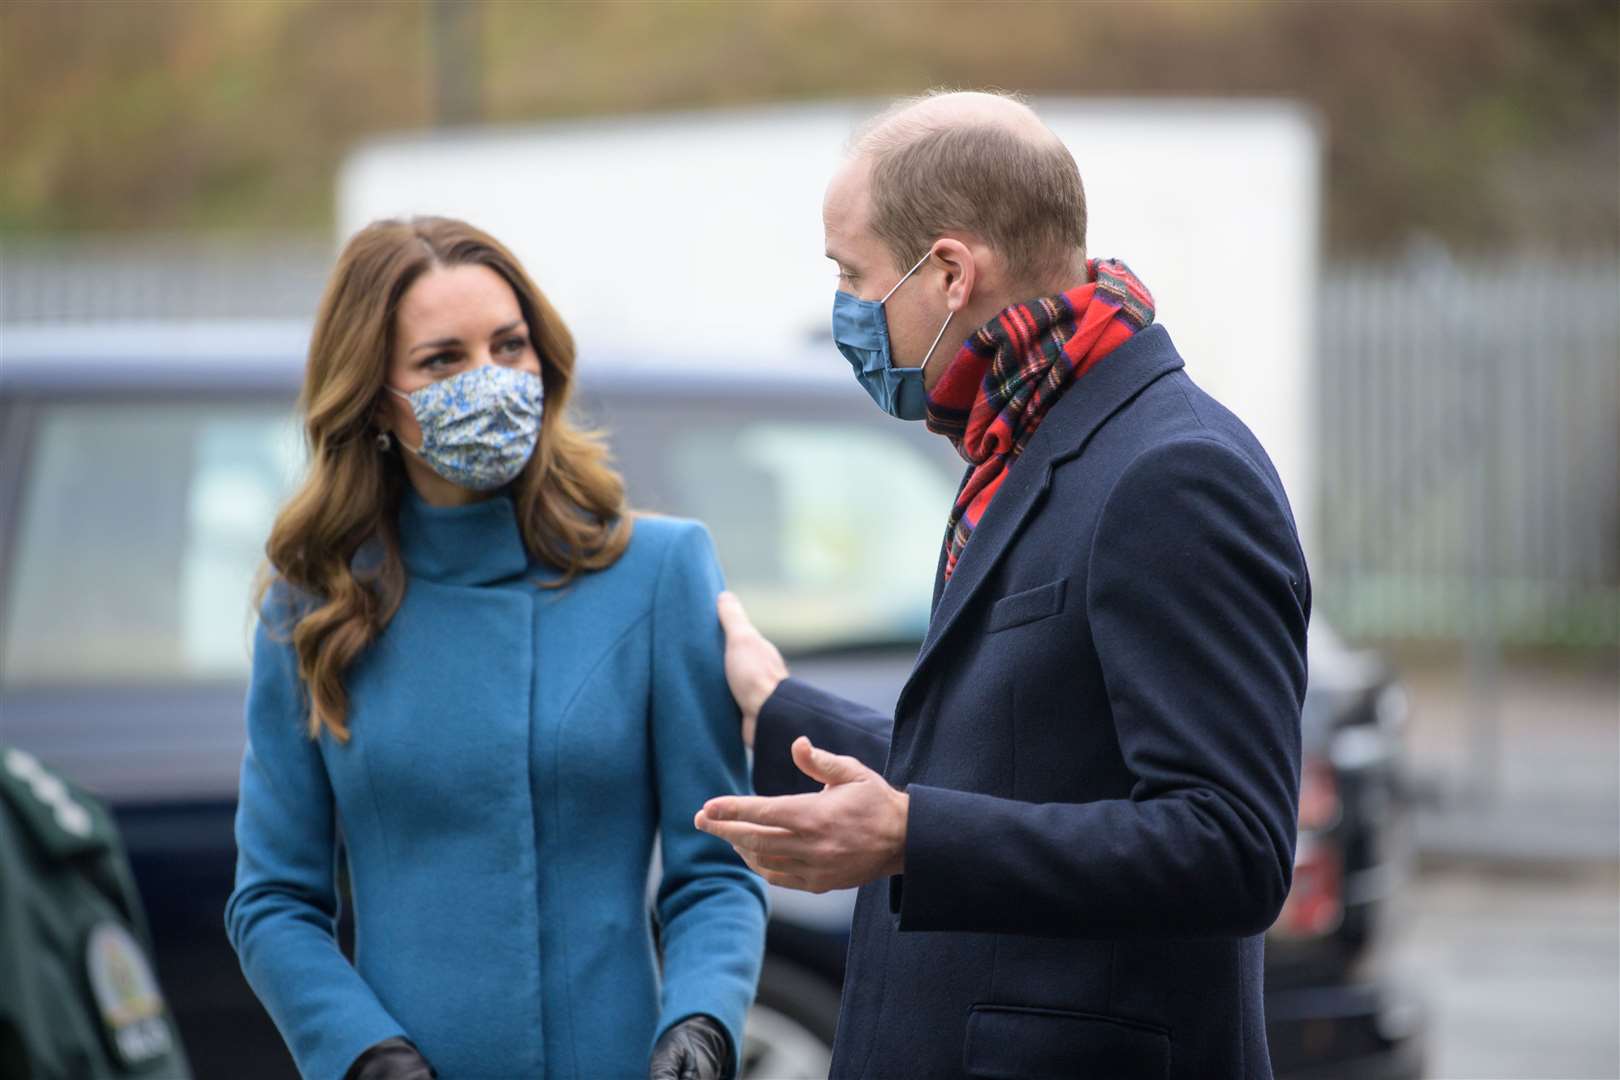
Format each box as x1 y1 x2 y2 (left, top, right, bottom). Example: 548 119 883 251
397 487 532 587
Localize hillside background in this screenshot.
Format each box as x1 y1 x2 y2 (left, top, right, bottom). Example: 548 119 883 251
2 0 1615 254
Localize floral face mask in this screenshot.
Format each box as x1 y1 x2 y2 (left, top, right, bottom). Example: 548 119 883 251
387 365 544 491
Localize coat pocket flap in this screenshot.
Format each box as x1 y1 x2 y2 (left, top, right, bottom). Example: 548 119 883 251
987 579 1068 633
964 1004 1171 1080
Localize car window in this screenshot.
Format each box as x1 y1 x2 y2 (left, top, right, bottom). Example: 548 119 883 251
1 402 303 687
1 390 965 687
601 398 965 654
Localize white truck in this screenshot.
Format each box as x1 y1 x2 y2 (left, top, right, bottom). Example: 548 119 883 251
337 98 1323 558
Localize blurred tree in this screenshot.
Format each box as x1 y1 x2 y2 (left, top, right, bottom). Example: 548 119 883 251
0 0 1614 253
431 0 481 127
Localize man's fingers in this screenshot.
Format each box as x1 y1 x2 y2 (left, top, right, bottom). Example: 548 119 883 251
694 815 795 842
741 852 812 891
716 591 753 639
699 792 816 829
698 794 770 822
790 736 867 787
729 833 807 865
748 851 813 873
693 814 801 853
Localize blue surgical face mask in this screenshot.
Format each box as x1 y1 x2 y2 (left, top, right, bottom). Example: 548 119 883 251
387 364 544 491
832 250 955 421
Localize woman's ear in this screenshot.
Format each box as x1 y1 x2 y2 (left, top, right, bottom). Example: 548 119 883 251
931 238 976 313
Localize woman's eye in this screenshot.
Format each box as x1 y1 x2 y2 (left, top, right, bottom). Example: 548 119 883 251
498 337 528 356
421 353 455 370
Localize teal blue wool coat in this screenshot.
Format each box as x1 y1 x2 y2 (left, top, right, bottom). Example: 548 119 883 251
225 492 768 1079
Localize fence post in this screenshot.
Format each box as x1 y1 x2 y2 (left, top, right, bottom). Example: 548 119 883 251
1461 256 1502 804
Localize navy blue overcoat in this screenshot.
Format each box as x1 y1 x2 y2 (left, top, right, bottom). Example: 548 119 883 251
755 324 1310 1079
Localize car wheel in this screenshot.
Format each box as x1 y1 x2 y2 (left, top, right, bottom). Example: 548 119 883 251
741 957 839 1079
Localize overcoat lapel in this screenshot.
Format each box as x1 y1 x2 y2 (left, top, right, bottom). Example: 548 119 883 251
896 325 1186 720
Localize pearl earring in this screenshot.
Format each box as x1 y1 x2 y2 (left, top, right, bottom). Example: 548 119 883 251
376 431 394 452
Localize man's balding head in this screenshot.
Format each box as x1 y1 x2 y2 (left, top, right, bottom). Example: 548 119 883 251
853 90 1053 151
845 89 1087 290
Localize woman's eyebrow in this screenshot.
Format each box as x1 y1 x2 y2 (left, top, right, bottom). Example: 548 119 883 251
409 319 526 354
410 336 460 355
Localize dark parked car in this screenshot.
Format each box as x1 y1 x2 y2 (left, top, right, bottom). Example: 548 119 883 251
0 322 1423 1078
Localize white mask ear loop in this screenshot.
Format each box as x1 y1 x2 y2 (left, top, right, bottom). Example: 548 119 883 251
384 384 425 456
880 249 956 375
918 309 955 375
880 250 935 304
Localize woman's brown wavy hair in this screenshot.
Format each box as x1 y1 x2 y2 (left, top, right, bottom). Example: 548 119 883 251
257 216 632 742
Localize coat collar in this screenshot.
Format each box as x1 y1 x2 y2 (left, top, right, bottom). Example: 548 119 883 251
899 324 1186 714
397 487 532 587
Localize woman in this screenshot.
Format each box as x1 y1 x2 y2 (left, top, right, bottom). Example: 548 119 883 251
225 217 766 1080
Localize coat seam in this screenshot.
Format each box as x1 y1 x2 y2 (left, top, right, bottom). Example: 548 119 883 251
547 659 581 1079
549 599 657 1077
556 609 655 721
645 523 681 1050
1237 943 1248 1078
347 722 395 925
523 590 559 1080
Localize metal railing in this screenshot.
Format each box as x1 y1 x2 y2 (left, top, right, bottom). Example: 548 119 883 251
0 234 331 323
1318 248 1619 649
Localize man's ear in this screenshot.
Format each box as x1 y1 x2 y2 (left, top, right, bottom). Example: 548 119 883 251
930 238 977 313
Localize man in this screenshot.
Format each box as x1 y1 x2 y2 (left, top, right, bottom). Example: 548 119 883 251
0 744 191 1079
695 90 1310 1079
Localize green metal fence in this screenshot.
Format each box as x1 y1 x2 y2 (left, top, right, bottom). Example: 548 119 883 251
1317 251 1620 649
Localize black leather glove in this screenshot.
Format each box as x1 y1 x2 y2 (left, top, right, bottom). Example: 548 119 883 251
343 1037 437 1080
649 1014 733 1080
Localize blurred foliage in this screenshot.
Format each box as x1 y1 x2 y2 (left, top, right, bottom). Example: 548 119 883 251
0 0 1615 253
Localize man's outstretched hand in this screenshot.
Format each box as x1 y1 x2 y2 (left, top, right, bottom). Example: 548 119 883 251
716 591 788 750
694 736 909 893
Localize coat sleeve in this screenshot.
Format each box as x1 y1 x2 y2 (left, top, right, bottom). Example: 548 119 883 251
896 437 1308 938
753 678 893 797
648 523 770 1073
224 595 407 1079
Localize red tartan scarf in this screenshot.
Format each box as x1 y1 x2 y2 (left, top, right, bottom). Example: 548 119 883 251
923 258 1155 581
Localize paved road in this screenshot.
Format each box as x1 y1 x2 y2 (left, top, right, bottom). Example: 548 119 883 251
1398 658 1618 863
1401 858 1619 1079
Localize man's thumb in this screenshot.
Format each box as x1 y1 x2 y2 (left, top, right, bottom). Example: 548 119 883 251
717 591 752 638
791 736 864 786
